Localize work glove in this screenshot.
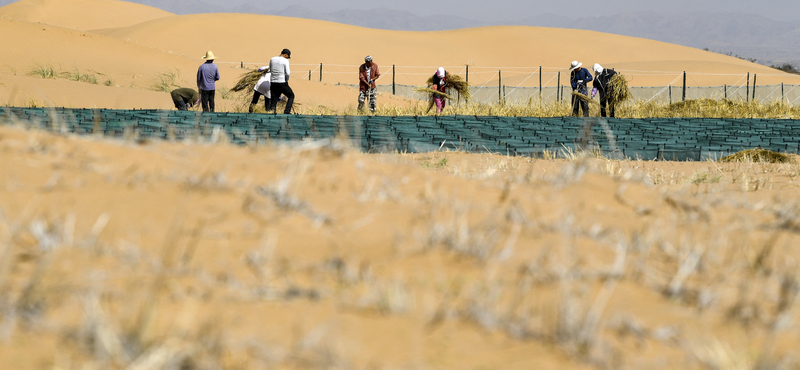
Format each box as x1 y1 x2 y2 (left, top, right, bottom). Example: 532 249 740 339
591 88 597 98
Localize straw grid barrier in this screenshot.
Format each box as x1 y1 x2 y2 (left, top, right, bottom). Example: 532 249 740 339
2 107 800 161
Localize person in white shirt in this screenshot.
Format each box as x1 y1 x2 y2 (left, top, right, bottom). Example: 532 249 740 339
268 48 295 114
249 66 272 113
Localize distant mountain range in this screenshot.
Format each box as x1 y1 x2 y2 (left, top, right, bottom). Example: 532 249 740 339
1 0 797 67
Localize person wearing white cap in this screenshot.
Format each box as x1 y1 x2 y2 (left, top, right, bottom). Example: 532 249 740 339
592 63 618 118
196 51 220 112
569 60 593 117
358 55 381 113
430 67 448 114
249 66 272 113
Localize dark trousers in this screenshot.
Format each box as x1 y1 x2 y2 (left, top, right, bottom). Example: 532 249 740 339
249 91 271 113
599 95 615 118
173 97 188 111
571 90 589 117
200 89 215 112
269 82 294 114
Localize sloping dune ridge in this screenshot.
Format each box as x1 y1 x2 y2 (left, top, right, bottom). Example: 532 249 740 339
0 0 799 110
4 1 800 369
0 0 173 30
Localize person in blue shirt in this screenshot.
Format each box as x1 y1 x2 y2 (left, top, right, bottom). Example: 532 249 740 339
197 51 221 112
569 60 593 117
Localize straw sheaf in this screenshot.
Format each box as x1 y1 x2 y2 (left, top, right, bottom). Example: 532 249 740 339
230 68 268 93
720 148 796 163
571 91 601 107
607 73 631 106
424 73 471 101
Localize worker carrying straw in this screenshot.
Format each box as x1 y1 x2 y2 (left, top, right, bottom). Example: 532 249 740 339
416 67 470 114
591 63 630 118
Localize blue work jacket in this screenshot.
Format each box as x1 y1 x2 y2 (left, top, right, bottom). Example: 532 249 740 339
570 67 593 93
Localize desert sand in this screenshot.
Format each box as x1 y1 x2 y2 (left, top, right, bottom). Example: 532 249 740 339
2 1 800 369
1 0 800 111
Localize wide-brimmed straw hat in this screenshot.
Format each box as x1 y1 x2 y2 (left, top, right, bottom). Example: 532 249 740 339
202 51 216 60
569 60 582 71
593 63 604 74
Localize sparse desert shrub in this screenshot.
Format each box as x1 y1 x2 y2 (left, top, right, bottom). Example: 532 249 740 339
150 70 181 92
27 63 60 79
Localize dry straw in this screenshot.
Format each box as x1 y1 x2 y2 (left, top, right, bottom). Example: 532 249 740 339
231 68 268 93
571 91 601 107
607 73 631 106
424 73 471 101
720 148 796 163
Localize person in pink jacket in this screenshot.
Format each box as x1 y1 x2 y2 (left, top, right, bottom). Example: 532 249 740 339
430 67 447 114
358 55 380 112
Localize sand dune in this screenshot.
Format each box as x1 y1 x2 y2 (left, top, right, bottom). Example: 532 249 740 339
0 12 413 110
0 0 172 30
93 13 800 87
3 1 800 368
1 0 799 110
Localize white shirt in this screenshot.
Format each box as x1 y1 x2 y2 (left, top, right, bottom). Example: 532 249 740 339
254 73 271 97
269 56 290 83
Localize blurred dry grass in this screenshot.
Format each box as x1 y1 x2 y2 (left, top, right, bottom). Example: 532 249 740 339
2 123 800 369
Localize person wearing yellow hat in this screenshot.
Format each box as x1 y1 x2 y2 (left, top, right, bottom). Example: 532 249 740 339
569 60 592 117
197 51 220 112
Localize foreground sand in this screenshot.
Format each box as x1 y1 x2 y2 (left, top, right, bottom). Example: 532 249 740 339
2 124 800 369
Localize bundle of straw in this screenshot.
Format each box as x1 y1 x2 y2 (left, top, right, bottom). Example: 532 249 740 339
415 87 455 113
424 73 471 101
571 91 601 106
414 87 454 101
720 148 795 163
230 69 268 93
607 73 631 105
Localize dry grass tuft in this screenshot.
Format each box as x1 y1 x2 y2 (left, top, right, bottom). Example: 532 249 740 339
720 148 796 164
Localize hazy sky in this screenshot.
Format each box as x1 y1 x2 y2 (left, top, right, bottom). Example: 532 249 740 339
219 0 799 22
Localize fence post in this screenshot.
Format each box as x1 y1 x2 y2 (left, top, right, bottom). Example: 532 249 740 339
557 71 561 102
392 65 396 95
752 74 757 101
682 71 686 102
539 66 542 102
308 70 311 80
466 65 469 84
746 72 750 102
240 61 243 68
498 70 502 105
319 63 323 82
782 83 785 102
669 85 672 104
724 84 727 99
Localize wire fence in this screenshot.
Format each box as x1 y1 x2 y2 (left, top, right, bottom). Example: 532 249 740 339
220 61 800 104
